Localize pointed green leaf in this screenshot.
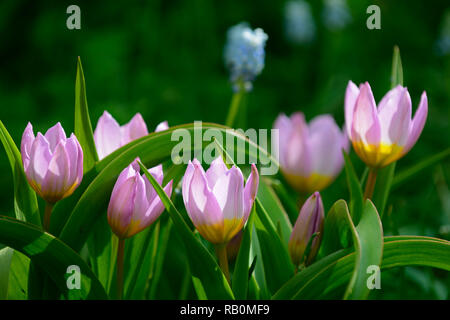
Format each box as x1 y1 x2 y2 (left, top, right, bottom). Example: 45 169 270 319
74 57 99 173
0 215 107 299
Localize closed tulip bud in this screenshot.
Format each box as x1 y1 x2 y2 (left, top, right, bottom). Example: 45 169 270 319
274 112 348 193
289 192 324 266
21 122 83 204
107 159 173 239
94 111 168 160
345 81 428 168
182 157 259 245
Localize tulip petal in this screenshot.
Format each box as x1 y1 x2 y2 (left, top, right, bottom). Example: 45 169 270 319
93 111 122 159
344 81 360 138
64 135 81 188
182 160 196 207
308 115 344 176
212 166 244 220
108 176 136 237
205 156 228 188
187 163 222 227
21 122 35 171
284 112 312 176
155 121 169 132
403 92 428 154
140 180 173 229
273 113 292 167
378 86 411 146
44 122 67 152
351 82 381 145
41 141 70 201
27 133 52 187
110 162 140 202
243 164 259 220
121 113 149 145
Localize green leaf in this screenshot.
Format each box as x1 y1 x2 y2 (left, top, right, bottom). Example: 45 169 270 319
0 120 40 225
254 199 295 294
319 200 355 258
343 151 364 225
7 251 29 299
390 45 403 88
392 147 450 189
257 178 292 245
272 236 449 300
74 57 99 173
372 163 396 219
0 246 14 299
232 207 255 299
138 161 234 300
0 215 107 299
343 199 383 300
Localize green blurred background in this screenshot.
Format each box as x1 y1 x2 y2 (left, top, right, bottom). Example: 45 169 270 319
0 0 449 299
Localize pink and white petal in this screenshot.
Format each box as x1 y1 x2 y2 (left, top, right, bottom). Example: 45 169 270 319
212 166 244 221
64 135 80 186
121 113 149 145
107 177 136 236
182 160 196 206
273 113 292 166
93 111 122 160
21 122 35 170
155 121 169 132
28 133 52 186
110 162 139 201
403 92 428 154
344 81 360 138
351 82 381 145
187 163 222 227
308 115 343 176
41 141 70 199
243 164 259 220
378 87 411 146
131 174 150 223
284 113 311 176
141 180 173 228
44 122 67 152
205 156 228 188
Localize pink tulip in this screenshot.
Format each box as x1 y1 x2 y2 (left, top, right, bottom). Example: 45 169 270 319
94 111 169 160
21 122 83 204
107 158 173 239
289 191 324 266
274 112 348 193
345 81 428 168
182 157 259 245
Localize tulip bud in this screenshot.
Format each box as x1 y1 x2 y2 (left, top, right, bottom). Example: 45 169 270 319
107 159 173 239
94 111 168 160
182 157 259 245
289 192 324 266
274 112 348 193
345 81 428 168
21 122 83 204
224 22 268 92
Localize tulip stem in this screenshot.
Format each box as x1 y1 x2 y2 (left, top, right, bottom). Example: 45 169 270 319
43 202 54 231
225 86 245 128
364 168 378 200
215 244 231 285
116 238 125 300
